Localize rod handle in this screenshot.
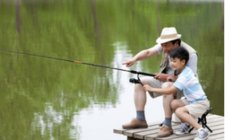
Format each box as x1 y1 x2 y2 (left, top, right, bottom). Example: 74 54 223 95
130 70 155 77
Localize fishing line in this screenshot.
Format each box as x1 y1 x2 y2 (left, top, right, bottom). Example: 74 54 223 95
0 49 155 77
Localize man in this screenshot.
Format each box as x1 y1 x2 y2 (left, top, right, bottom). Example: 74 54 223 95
122 27 198 137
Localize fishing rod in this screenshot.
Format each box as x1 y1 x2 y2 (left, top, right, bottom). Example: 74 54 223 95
0 49 155 78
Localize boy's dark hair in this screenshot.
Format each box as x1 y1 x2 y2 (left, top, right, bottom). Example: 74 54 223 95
169 47 189 64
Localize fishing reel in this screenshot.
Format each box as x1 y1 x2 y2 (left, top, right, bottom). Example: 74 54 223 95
129 78 140 84
129 74 143 85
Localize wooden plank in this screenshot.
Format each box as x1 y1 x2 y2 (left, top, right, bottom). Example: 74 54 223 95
134 123 183 139
146 116 224 140
169 127 224 140
122 123 161 137
113 123 160 135
154 118 224 140
113 114 224 140
119 121 183 138
134 128 158 139
155 122 223 140
208 129 224 140
113 114 222 134
135 121 193 140
212 138 224 140
127 136 141 140
113 128 124 134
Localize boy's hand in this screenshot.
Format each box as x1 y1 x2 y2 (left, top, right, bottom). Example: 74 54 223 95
143 84 153 92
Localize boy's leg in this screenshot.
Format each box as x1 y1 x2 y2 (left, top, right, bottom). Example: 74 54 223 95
175 107 202 129
172 99 192 135
157 82 174 137
175 106 210 140
162 82 174 126
171 99 186 111
175 100 210 128
162 83 184 125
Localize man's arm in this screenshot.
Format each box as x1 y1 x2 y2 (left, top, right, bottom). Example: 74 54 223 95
123 44 161 67
133 48 158 61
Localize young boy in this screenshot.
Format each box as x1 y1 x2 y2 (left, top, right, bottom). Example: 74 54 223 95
143 47 210 140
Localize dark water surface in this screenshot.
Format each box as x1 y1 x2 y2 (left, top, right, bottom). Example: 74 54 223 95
0 1 223 140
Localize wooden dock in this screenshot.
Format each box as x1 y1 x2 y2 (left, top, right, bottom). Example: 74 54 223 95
114 114 224 140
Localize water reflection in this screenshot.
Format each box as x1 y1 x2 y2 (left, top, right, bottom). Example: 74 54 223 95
31 42 134 140
71 42 164 140
32 103 64 140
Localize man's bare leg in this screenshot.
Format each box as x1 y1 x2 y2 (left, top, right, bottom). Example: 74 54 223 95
122 79 149 129
134 84 147 111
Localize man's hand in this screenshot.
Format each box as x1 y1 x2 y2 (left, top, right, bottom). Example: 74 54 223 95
166 75 177 82
122 58 136 67
154 73 177 82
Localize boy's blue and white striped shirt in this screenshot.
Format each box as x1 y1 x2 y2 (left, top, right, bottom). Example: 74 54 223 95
174 66 207 104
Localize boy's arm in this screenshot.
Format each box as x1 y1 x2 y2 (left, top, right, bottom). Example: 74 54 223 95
143 84 177 95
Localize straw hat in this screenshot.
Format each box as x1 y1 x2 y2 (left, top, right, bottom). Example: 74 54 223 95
156 27 181 44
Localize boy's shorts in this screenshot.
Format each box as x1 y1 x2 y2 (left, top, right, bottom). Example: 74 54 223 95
181 98 210 118
141 76 183 99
